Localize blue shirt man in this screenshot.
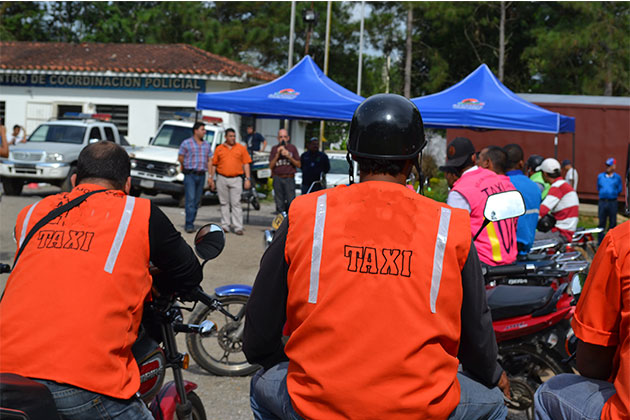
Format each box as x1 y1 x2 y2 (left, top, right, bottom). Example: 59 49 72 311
504 144 542 255
246 125 267 155
597 157 622 242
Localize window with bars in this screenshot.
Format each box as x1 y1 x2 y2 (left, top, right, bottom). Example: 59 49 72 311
95 104 129 136
0 101 5 124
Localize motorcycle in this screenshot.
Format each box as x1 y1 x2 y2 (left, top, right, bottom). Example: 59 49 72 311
0 223 245 419
486 273 583 420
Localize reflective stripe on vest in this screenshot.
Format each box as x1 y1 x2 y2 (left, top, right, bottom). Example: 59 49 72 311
430 207 451 313
19 201 39 247
309 194 327 304
104 196 136 274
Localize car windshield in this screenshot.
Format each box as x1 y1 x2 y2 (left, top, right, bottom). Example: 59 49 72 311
329 156 350 174
28 124 86 144
152 124 216 148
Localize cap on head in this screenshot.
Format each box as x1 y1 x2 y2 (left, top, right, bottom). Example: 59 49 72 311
438 137 475 171
561 159 571 167
347 94 426 160
537 158 561 174
606 157 616 166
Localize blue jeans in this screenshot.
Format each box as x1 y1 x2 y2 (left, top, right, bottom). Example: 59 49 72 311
250 363 507 420
534 373 616 420
33 379 153 420
184 172 205 230
598 199 618 244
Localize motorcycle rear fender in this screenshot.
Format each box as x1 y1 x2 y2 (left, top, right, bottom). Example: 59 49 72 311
493 297 574 342
149 380 198 420
215 284 252 297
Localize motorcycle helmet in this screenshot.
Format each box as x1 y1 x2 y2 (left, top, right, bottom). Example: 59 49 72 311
348 94 426 160
526 154 544 172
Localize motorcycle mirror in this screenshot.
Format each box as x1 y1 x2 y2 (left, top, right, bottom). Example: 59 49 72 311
473 190 526 241
194 224 226 261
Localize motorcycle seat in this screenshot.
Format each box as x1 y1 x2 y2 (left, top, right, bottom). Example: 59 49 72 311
0 373 59 420
486 285 554 321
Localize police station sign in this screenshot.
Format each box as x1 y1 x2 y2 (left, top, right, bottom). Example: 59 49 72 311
0 72 206 92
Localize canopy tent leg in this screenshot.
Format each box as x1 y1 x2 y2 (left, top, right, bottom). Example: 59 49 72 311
554 135 558 158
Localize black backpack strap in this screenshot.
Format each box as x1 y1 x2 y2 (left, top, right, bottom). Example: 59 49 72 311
12 189 108 269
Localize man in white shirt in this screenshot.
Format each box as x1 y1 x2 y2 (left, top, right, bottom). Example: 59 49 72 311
561 159 578 191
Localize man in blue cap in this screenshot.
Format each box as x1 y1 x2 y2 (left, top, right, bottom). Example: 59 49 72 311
597 157 622 243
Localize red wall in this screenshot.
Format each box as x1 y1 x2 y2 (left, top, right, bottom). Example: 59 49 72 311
448 103 630 202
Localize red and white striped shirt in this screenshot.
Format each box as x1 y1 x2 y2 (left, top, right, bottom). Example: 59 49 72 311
539 177 579 241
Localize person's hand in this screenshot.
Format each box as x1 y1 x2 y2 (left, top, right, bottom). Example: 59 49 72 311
208 178 216 191
497 371 511 399
244 179 251 190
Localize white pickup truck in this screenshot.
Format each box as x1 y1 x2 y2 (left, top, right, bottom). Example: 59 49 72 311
127 116 270 204
0 114 124 195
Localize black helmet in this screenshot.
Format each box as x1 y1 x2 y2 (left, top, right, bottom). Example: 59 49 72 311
526 154 544 171
348 94 426 160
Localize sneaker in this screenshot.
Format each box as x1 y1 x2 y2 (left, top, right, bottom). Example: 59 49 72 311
222 227 230 233
234 230 244 236
185 227 195 233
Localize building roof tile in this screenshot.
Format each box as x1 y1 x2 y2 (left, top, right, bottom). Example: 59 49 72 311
0 41 276 82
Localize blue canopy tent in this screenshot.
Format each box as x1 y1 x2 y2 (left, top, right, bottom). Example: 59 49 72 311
196 56 364 122
411 64 575 134
411 64 576 160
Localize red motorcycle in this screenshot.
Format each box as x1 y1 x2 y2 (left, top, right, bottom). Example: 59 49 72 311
0 223 237 420
487 280 578 420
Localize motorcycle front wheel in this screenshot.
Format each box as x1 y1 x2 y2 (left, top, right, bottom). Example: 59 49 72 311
186 294 259 376
499 343 572 420
188 391 207 420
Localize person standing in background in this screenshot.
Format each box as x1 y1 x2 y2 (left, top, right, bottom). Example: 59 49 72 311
0 118 8 158
178 122 212 233
561 159 578 191
245 125 267 155
300 137 330 194
8 125 26 145
208 128 252 235
597 157 623 244
269 128 300 214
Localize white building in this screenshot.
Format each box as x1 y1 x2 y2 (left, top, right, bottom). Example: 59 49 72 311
0 41 298 146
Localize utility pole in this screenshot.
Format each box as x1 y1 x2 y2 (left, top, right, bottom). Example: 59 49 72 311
320 1 332 149
286 1 296 131
404 4 413 98
357 1 365 96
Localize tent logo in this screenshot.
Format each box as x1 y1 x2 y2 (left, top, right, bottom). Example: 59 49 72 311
453 98 485 110
268 88 300 100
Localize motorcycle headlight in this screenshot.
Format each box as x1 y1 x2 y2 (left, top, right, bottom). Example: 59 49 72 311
45 152 65 162
130 159 138 169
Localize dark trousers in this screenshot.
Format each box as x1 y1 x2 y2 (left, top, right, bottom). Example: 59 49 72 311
184 172 205 229
273 176 295 213
598 199 618 244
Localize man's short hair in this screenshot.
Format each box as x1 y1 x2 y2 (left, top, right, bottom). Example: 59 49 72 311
13 125 20 131
503 144 524 170
75 141 130 190
482 146 508 173
355 156 407 177
192 121 205 133
225 128 236 135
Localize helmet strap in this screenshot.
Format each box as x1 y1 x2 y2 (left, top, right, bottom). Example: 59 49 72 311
414 152 424 195
346 152 354 184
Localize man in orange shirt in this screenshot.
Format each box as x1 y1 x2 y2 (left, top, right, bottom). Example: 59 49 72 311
209 128 252 235
535 221 629 420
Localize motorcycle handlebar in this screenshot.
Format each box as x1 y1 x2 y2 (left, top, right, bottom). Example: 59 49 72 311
187 287 239 321
483 263 536 278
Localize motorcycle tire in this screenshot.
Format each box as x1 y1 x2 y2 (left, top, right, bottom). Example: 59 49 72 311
186 294 259 376
499 343 572 420
188 391 207 420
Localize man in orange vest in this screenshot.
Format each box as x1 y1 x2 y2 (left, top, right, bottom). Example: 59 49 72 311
0 141 203 419
244 94 509 420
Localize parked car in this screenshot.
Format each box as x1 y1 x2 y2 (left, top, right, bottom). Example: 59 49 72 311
0 113 123 195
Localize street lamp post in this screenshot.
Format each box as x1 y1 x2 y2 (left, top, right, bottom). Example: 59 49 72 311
303 8 318 56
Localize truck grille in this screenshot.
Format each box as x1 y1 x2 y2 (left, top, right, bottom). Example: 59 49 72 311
133 159 172 176
12 151 43 161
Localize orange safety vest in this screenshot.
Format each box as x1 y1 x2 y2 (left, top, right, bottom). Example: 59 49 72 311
284 181 472 420
0 184 152 399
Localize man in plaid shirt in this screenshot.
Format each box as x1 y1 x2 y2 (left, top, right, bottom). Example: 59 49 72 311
178 121 213 233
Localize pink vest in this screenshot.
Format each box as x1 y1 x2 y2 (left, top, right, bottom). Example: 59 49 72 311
452 168 517 265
